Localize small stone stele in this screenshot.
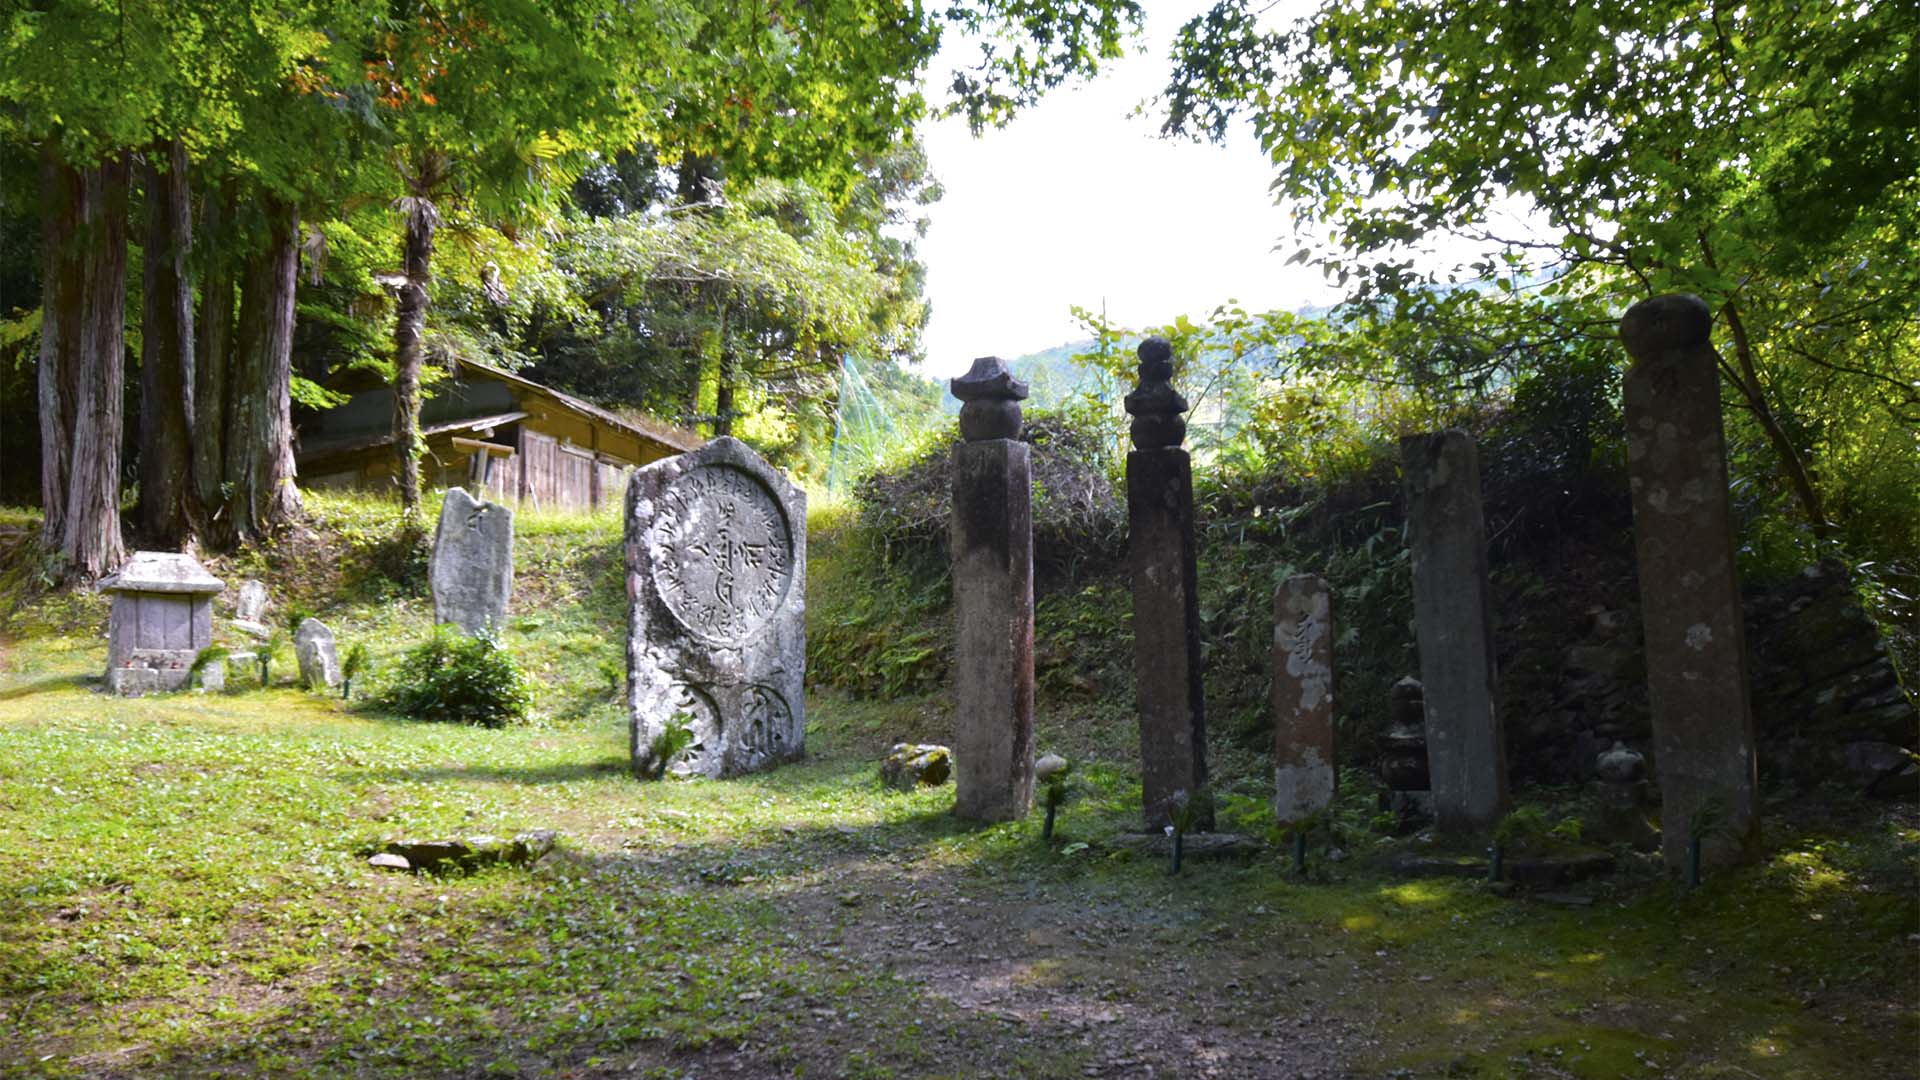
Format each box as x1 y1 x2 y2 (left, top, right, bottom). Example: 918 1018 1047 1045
232 579 270 639
881 744 953 791
1272 574 1336 824
294 618 342 690
430 487 514 637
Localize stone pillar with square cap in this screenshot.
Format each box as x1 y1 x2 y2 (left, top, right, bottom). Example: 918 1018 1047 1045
100 551 224 695
1621 293 1760 871
949 356 1036 821
1127 337 1211 832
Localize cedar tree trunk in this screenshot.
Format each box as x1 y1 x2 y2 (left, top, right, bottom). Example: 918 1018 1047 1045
36 150 83 545
137 140 196 547
222 196 302 544
193 184 237 539
391 191 438 521
43 156 132 581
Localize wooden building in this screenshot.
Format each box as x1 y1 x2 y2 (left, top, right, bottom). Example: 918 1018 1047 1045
297 360 701 511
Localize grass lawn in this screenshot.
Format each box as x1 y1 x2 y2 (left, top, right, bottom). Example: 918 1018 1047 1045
0 498 1913 1077
2 643 1914 1078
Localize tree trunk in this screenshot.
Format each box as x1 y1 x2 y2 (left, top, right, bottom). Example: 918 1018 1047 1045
57 157 131 581
715 341 737 437
391 193 438 521
1718 300 1835 541
222 196 302 545
37 151 83 546
193 184 237 540
137 140 196 547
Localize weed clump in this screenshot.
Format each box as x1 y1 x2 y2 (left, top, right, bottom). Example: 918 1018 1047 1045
380 625 532 728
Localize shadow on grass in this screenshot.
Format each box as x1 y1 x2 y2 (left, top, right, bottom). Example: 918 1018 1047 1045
340 758 633 785
0 672 95 700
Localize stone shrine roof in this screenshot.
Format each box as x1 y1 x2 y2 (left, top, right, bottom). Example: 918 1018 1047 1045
99 551 225 595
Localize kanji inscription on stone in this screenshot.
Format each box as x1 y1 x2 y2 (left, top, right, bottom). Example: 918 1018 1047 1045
646 465 796 646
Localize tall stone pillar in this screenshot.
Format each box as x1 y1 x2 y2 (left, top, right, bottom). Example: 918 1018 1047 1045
1621 294 1760 872
949 357 1035 822
1401 430 1506 833
1127 337 1211 831
1272 573 1335 824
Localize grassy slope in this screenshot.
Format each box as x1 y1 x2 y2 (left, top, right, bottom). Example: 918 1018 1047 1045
0 498 1914 1078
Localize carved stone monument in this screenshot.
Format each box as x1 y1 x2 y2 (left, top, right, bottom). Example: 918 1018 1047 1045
949 357 1036 821
1127 337 1211 832
1402 430 1506 833
1272 573 1335 824
1621 294 1760 871
430 487 514 636
231 579 270 639
100 551 224 695
295 617 342 691
626 436 806 778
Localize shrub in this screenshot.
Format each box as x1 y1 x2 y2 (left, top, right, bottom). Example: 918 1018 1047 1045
380 626 532 728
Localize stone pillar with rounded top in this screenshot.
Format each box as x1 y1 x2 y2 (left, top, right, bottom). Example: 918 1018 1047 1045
626 436 807 779
1401 429 1506 833
1621 293 1760 871
1272 573 1335 824
1127 337 1211 832
949 357 1036 822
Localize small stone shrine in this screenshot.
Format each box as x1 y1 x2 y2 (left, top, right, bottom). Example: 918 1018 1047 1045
295 617 342 691
1379 676 1433 817
1621 294 1760 870
100 551 224 695
626 436 806 778
430 486 514 636
1271 574 1336 824
1127 337 1211 832
949 356 1037 821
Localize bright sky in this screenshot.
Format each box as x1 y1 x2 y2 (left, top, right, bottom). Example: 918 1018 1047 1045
913 2 1340 378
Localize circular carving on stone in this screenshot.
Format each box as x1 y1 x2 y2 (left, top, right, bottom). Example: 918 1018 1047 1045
744 684 794 751
646 464 796 646
667 682 722 776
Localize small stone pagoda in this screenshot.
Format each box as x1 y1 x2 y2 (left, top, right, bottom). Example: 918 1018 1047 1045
100 551 224 695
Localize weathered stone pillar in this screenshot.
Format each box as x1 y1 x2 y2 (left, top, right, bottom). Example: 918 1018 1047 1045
1127 338 1211 831
949 357 1035 822
1401 430 1506 833
1272 573 1335 824
1621 294 1760 871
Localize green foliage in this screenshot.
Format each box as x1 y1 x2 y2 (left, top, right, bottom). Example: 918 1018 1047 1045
380 626 532 728
187 646 230 691
340 641 371 683
646 711 698 781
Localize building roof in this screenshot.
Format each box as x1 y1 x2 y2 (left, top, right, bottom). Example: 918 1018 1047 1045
458 360 703 454
298 360 704 464
100 551 225 595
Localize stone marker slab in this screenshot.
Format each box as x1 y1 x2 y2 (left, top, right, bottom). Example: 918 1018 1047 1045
626 436 805 778
1271 574 1336 823
295 617 342 690
950 357 1036 821
100 551 223 695
1621 294 1760 871
1402 430 1507 833
232 579 270 638
430 487 514 636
